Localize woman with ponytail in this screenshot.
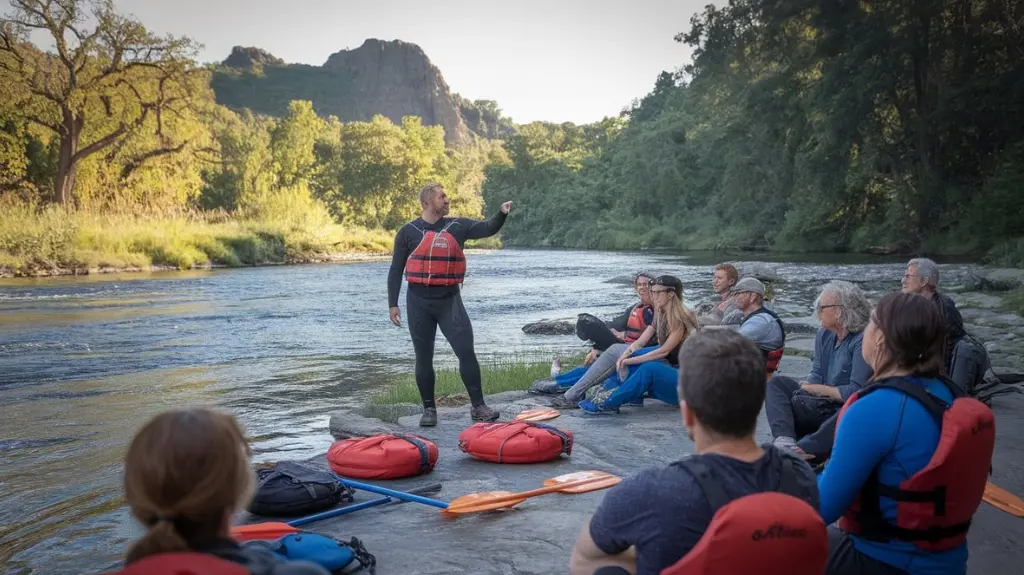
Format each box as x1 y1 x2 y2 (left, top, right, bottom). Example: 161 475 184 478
117 408 328 575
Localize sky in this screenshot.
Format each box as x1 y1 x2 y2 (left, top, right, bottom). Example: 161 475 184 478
95 0 711 125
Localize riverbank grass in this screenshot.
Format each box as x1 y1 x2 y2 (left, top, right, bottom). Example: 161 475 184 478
0 200 397 277
371 353 586 406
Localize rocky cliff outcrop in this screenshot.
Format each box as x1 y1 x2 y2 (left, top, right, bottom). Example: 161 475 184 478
212 39 477 145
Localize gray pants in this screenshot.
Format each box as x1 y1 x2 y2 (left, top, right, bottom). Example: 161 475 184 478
765 375 842 440
826 526 908 574
563 343 631 403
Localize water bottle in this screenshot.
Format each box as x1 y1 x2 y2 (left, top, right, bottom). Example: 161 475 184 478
550 357 561 378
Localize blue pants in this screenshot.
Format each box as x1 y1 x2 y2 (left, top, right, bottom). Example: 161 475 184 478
598 361 680 410
555 345 658 401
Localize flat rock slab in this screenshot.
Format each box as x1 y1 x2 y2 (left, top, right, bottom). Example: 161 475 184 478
250 387 1024 575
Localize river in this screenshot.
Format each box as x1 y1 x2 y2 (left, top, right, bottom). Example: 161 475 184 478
0 249 1014 574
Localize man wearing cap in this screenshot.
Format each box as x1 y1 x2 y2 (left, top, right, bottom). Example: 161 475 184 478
732 277 786 376
568 330 820 575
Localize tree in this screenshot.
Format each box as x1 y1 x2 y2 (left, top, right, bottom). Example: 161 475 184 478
0 0 200 204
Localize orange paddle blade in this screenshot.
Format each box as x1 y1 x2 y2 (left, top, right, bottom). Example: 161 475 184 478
230 521 297 541
984 482 1024 517
440 491 529 516
442 470 621 515
515 408 561 422
542 470 621 493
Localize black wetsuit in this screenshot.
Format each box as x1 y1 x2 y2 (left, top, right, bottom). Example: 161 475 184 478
387 211 507 408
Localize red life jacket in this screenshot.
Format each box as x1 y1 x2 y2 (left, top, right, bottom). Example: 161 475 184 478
623 304 652 343
741 307 786 375
662 454 827 575
404 220 466 287
834 376 995 552
111 552 249 575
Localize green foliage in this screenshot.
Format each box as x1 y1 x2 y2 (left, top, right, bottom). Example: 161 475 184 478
483 0 1024 256
0 196 392 276
370 353 585 406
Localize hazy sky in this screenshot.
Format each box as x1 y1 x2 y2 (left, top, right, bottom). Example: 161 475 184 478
103 0 709 124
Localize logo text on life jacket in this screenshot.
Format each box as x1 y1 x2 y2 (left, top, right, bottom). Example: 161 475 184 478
751 523 808 541
432 236 449 249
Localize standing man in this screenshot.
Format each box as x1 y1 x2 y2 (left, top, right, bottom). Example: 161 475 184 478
388 183 512 427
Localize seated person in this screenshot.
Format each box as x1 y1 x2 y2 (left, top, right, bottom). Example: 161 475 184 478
766 281 873 452
819 291 994 574
901 257 989 394
568 329 820 575
694 263 741 326
731 277 786 376
529 272 657 401
579 276 700 413
115 408 329 575
575 270 656 352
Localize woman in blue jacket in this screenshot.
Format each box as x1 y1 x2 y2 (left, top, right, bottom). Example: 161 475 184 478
818 292 974 575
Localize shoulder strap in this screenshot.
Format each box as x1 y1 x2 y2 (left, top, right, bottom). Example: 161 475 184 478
872 378 950 426
676 457 732 513
775 454 803 498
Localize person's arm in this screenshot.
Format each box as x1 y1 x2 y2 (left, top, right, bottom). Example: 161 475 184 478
569 523 637 575
817 392 902 524
608 304 634 332
387 226 412 308
737 314 772 348
622 327 684 366
833 336 873 400
805 329 826 384
942 294 966 341
462 209 508 241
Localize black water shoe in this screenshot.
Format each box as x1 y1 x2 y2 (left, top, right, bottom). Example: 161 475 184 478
419 407 438 427
470 404 500 422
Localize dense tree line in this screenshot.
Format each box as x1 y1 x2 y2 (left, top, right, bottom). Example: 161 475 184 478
0 0 503 228
483 0 1024 259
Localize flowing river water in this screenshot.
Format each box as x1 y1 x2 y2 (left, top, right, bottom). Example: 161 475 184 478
1 249 1021 574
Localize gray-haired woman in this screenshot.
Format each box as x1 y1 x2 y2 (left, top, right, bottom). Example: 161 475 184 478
765 280 874 455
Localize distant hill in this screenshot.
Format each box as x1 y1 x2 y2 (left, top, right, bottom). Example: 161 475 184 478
210 39 512 145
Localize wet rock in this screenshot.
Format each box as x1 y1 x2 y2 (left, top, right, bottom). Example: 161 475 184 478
958 269 1023 292
522 318 577 335
602 272 634 282
955 293 1006 310
731 261 783 283
329 411 403 439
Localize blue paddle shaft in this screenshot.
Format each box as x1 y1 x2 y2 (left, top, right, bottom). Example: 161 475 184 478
332 475 450 509
287 482 444 526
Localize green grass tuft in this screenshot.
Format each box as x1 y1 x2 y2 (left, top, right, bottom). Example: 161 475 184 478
371 353 586 406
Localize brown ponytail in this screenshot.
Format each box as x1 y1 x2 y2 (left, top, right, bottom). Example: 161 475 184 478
123 408 255 563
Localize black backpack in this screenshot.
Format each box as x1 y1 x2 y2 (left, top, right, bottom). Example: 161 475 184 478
248 461 353 517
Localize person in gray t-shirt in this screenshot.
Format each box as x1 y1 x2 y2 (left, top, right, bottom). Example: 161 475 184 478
731 278 785 352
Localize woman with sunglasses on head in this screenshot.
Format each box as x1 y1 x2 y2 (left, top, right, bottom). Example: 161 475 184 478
579 275 701 414
818 292 994 575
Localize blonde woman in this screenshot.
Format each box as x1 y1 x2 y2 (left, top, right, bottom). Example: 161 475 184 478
580 275 700 413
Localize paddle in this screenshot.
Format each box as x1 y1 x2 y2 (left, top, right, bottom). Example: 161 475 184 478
984 482 1024 517
514 407 560 422
232 483 444 541
441 470 621 516
332 474 450 509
